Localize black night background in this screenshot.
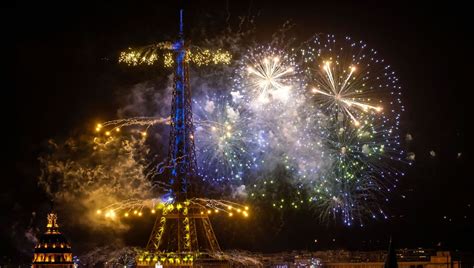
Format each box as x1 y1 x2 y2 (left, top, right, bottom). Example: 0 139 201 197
3 0 472 265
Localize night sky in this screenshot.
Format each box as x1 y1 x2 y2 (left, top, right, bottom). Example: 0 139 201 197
4 0 472 263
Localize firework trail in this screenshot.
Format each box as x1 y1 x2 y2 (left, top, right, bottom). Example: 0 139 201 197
98 117 169 130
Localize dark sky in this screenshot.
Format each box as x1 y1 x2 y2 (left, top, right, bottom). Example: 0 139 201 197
4 0 472 262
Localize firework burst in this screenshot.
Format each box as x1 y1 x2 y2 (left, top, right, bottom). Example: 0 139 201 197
303 35 403 126
233 46 303 110
193 94 257 183
300 34 406 225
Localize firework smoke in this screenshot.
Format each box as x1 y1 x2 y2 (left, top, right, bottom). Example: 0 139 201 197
38 132 153 230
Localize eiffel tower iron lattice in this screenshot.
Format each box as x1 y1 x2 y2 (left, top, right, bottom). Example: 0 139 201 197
131 10 231 267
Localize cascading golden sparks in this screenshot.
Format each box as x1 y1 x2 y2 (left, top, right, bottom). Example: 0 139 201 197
119 45 231 67
97 197 250 220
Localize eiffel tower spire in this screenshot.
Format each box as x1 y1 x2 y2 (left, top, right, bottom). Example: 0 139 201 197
165 8 197 204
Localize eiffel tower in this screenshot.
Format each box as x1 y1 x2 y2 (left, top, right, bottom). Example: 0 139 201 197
136 10 226 268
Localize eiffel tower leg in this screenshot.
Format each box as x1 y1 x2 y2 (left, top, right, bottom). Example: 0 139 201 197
189 217 199 251
202 216 221 252
147 212 167 250
182 205 191 252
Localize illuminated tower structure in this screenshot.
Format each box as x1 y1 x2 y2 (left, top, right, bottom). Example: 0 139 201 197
137 10 224 268
32 212 74 268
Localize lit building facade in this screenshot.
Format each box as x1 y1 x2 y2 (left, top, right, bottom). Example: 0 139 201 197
321 251 460 268
32 212 74 268
250 249 471 268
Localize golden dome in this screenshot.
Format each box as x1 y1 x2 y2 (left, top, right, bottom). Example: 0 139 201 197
32 212 74 268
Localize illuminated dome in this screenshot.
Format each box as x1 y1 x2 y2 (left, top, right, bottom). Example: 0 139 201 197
32 212 74 268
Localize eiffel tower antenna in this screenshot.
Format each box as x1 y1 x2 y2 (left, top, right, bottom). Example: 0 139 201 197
179 9 184 37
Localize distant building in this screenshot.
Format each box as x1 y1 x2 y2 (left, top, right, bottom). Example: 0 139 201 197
317 250 462 268
253 249 471 268
32 212 74 268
